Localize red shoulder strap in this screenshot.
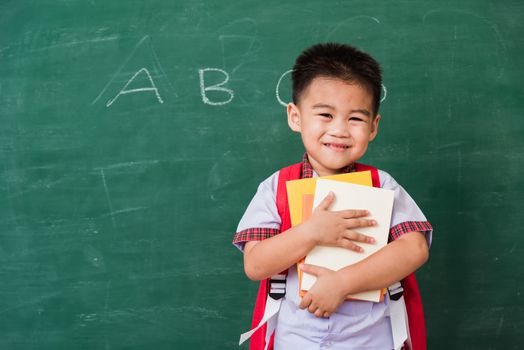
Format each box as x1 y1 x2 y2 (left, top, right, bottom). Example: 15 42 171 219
403 274 426 350
276 163 302 232
355 163 426 350
250 163 302 350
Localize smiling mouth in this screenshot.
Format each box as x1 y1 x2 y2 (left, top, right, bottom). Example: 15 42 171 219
324 143 349 150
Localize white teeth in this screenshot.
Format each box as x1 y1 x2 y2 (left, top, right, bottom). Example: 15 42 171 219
325 143 348 148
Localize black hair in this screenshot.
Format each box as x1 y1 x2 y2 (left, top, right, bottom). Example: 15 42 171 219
291 43 383 116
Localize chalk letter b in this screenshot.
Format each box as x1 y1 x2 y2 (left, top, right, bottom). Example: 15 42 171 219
198 68 234 106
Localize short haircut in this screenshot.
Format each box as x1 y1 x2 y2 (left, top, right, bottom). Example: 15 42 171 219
291 43 383 116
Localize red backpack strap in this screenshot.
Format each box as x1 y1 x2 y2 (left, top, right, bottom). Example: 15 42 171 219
276 163 302 232
249 163 302 350
356 163 426 350
403 274 426 350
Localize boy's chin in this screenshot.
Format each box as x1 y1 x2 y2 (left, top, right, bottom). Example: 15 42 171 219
322 157 356 169
306 152 359 174
315 161 355 175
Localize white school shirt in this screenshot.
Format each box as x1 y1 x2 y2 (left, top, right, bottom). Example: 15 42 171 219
235 169 432 350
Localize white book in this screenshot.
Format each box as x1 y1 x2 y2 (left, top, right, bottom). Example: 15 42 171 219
301 179 395 302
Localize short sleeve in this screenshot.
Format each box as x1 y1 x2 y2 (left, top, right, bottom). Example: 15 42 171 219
232 171 282 251
379 170 433 246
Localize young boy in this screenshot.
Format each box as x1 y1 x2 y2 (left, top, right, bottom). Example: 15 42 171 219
233 43 433 350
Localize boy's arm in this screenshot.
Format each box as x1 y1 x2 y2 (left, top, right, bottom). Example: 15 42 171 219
243 225 317 281
340 230 429 292
299 231 428 317
243 192 376 281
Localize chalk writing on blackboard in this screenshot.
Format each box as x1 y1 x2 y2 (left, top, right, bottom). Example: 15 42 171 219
381 84 387 103
91 35 174 107
99 168 117 232
106 67 164 107
198 68 235 106
92 36 388 109
276 69 293 107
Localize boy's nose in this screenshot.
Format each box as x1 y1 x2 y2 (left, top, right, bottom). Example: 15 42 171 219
328 120 350 138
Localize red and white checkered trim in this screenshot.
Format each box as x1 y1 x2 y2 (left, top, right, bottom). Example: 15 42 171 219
233 227 280 245
389 221 433 241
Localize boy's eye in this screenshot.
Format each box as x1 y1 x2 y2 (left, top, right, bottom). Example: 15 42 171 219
349 117 364 122
319 113 333 119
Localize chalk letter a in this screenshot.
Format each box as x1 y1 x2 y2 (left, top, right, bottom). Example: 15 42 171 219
106 68 164 107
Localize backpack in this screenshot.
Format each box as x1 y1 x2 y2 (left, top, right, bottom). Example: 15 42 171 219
243 163 426 350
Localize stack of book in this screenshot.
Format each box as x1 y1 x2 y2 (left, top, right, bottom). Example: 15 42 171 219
286 171 394 302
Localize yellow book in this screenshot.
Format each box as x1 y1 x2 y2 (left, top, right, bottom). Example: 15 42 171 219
286 171 373 227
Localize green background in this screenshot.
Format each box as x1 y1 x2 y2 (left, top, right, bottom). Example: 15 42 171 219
1 0 523 349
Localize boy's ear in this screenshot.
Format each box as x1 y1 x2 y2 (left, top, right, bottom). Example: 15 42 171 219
369 114 381 141
287 103 301 132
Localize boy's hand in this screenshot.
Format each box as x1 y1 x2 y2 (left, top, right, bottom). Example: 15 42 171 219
298 264 346 318
306 191 376 252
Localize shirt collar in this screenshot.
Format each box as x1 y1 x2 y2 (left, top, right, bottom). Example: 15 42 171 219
301 152 355 179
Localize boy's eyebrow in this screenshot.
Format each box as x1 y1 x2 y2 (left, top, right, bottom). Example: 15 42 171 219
312 103 371 117
312 103 336 109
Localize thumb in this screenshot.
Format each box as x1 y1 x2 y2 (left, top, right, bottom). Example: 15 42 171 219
315 191 335 211
299 263 329 277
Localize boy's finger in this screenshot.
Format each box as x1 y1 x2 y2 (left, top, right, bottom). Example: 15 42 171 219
299 294 312 309
315 191 335 211
345 218 376 228
339 209 369 218
299 263 330 276
345 230 376 244
338 239 365 253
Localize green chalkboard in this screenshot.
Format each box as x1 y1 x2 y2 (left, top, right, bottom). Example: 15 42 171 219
1 0 523 349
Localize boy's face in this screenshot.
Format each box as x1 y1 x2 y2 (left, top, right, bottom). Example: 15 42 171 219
287 77 380 177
